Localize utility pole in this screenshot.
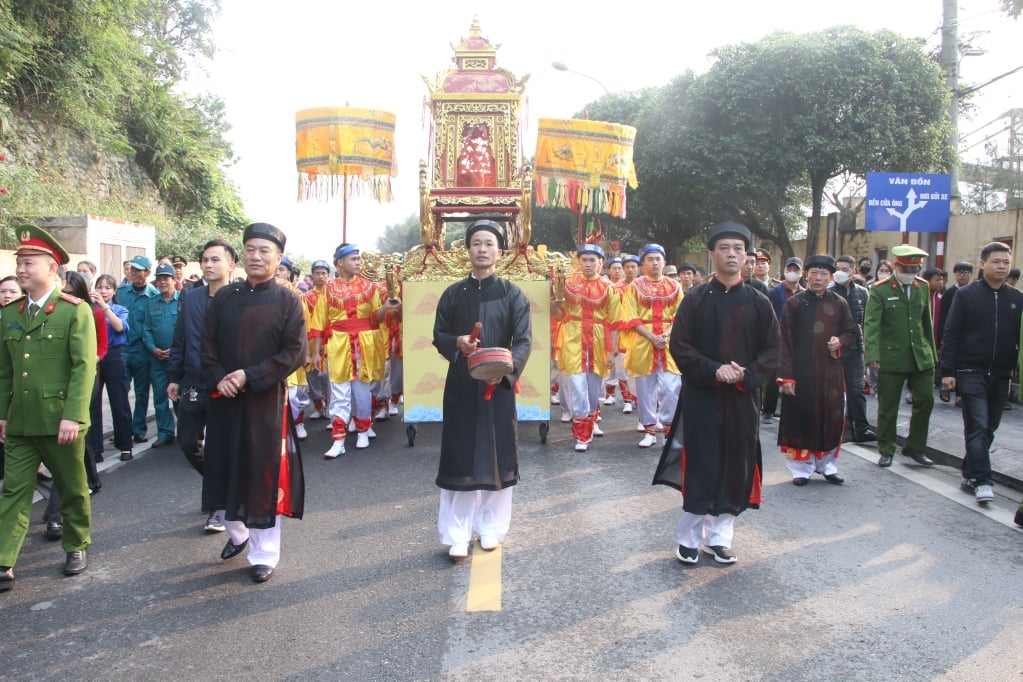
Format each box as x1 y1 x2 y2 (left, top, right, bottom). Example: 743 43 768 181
937 0 959 265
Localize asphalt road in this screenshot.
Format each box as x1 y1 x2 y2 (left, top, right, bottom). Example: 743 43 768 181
2 403 1022 680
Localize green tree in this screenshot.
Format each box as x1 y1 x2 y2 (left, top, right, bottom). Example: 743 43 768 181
375 213 420 253
699 27 952 259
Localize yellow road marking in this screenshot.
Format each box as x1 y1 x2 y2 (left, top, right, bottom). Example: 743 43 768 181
466 542 502 611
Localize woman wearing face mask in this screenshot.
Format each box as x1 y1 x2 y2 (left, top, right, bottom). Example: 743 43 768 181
0 275 25 479
868 260 893 286
763 257 805 423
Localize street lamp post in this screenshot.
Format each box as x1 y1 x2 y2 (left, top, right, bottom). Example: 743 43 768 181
551 61 610 95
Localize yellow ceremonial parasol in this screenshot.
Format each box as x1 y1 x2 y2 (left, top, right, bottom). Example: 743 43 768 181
296 106 398 241
533 117 638 246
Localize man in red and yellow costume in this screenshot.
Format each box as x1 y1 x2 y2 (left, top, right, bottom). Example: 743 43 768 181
553 244 621 452
311 244 399 458
302 260 332 421
621 244 683 448
606 255 639 413
277 257 312 441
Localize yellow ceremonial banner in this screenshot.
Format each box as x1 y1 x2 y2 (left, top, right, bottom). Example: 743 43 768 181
533 118 638 218
402 280 550 423
295 106 397 201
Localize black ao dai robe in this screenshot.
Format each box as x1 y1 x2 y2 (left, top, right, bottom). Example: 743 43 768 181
433 273 532 491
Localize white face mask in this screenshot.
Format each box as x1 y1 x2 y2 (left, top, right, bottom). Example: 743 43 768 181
833 270 850 285
784 271 801 284
896 271 916 285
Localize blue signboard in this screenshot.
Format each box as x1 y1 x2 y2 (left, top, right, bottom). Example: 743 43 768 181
865 172 950 233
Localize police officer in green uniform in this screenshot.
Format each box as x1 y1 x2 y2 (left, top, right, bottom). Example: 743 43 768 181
863 244 937 468
0 225 98 592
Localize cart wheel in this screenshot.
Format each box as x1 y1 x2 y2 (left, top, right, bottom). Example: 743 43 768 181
406 424 417 447
539 421 549 444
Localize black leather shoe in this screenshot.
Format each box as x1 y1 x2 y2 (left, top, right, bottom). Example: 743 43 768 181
878 454 893 468
120 451 133 461
152 437 174 448
854 427 877 443
94 452 104 463
824 474 845 485
220 538 249 561
0 567 13 592
252 564 274 583
902 447 934 466
132 434 148 443
46 521 63 540
1015 506 1023 528
64 550 88 575
792 477 809 486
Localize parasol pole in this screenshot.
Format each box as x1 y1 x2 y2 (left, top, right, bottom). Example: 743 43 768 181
342 171 349 242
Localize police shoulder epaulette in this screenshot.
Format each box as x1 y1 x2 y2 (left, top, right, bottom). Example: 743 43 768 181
871 277 891 287
58 292 83 305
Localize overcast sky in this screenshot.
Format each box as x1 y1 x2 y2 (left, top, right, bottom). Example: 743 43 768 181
184 0 1022 259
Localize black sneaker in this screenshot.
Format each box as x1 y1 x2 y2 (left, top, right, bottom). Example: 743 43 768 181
1015 505 1023 528
675 545 699 564
960 478 976 494
702 545 737 564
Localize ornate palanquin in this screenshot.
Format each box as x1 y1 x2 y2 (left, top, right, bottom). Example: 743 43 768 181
418 17 532 250
399 18 555 443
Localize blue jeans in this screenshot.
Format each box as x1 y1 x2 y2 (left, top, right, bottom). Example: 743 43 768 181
957 370 1010 487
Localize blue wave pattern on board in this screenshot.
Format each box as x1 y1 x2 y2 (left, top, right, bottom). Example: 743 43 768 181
403 404 550 423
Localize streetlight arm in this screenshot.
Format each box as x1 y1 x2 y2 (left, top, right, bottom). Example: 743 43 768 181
551 61 610 95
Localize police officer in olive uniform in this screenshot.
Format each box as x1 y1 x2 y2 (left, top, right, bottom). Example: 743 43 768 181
0 225 98 592
863 244 937 468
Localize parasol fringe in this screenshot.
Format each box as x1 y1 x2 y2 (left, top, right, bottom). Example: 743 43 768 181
532 175 629 218
297 173 393 204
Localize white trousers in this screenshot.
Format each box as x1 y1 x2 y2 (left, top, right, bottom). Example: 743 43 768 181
605 352 630 385
635 369 681 426
564 372 603 418
438 488 514 546
675 512 735 549
288 385 310 421
329 379 372 425
377 356 403 398
786 448 840 478
225 514 282 567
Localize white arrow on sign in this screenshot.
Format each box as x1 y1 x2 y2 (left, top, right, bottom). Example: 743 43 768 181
886 188 928 233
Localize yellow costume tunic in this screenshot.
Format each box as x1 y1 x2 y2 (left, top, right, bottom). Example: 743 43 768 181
621 275 682 377
554 272 620 378
311 275 385 383
285 281 309 388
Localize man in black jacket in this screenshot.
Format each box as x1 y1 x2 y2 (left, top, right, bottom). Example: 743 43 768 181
833 255 875 442
940 242 1023 505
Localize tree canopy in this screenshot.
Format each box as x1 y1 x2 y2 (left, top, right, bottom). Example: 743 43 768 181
558 26 952 259
0 0 246 255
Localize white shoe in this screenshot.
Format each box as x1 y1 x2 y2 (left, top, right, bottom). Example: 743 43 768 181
388 403 399 416
656 422 664 431
638 433 656 448
592 423 604 437
356 432 370 449
480 537 500 551
975 484 994 504
561 411 571 423
603 395 616 405
449 543 469 559
398 395 404 404
374 407 388 421
347 418 356 433
295 423 308 440
324 440 346 458
575 441 588 452
325 420 333 430
368 427 377 439
636 422 647 432
306 409 322 420
622 402 633 414
550 394 561 405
